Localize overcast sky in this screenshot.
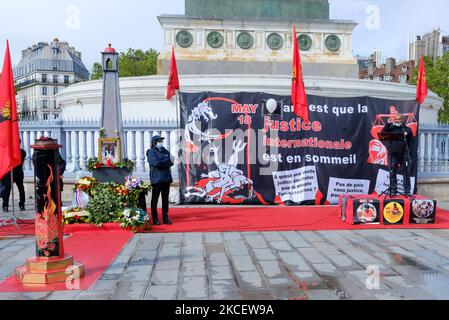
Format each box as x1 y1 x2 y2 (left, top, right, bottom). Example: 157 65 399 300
0 0 448 71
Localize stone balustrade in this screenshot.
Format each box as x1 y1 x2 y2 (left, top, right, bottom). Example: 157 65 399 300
18 119 449 181
19 118 178 180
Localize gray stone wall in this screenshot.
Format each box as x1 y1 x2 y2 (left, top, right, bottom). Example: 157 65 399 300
185 0 330 20
158 59 359 79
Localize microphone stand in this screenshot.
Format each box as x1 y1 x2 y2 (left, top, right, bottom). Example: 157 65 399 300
402 125 415 200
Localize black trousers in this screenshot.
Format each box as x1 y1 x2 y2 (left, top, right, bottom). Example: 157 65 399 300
389 153 411 194
151 183 171 219
1 177 26 208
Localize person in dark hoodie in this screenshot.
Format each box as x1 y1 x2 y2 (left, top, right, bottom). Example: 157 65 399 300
1 147 27 212
381 114 414 195
146 135 174 225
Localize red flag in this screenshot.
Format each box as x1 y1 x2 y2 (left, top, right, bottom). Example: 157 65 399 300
0 41 21 180
166 47 180 100
291 26 309 122
416 56 428 104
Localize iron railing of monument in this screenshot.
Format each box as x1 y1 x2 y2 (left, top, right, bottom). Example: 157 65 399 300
418 124 449 178
19 118 178 180
18 120 449 179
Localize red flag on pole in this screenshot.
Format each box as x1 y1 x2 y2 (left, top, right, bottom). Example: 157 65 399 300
416 56 428 105
0 40 21 180
166 46 180 100
291 26 309 122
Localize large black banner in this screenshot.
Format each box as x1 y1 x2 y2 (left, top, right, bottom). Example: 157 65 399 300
179 92 419 205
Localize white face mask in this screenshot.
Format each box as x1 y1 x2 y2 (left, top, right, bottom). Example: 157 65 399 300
393 122 402 127
156 142 164 149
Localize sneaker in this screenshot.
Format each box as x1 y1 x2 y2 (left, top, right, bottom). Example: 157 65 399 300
19 206 26 211
2 207 8 213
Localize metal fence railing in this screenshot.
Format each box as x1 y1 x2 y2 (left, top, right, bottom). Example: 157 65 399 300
18 120 449 179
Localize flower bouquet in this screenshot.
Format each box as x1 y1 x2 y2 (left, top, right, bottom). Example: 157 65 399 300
125 176 152 212
125 176 151 192
63 207 90 225
118 208 151 233
74 176 97 194
87 158 135 172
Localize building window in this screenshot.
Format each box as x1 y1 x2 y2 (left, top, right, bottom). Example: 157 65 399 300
64 75 70 84
402 66 408 72
53 48 59 55
42 100 48 109
43 114 48 120
53 87 59 95
53 61 58 70
54 114 59 119
54 100 57 109
42 74 47 83
53 75 58 83
42 87 48 96
399 75 407 84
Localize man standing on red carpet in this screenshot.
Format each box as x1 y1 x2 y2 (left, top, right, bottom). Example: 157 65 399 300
146 135 174 225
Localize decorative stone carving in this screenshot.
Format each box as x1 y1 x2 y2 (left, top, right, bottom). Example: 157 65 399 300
237 32 254 49
325 34 341 52
176 30 194 48
298 34 313 51
267 33 283 50
207 31 224 48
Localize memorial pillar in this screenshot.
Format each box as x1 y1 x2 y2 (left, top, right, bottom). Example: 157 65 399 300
16 137 84 285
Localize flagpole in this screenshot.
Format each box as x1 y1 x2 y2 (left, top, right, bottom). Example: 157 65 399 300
175 90 183 205
175 91 180 129
10 171 18 228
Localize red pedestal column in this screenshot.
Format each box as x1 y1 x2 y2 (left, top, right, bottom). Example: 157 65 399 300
16 137 84 285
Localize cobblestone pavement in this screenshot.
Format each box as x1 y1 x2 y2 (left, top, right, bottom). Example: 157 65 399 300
2 229 449 300
1 201 449 300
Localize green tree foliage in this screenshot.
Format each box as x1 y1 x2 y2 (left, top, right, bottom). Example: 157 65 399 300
91 62 103 80
410 53 449 123
90 48 159 80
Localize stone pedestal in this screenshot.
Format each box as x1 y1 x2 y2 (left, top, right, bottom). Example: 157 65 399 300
16 256 84 285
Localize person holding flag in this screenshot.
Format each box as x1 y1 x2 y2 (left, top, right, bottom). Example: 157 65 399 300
1 145 27 212
0 40 22 212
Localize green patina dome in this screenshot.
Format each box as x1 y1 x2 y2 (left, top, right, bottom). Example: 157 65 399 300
185 0 330 21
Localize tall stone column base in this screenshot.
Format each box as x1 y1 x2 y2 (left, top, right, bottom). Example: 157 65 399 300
15 256 84 285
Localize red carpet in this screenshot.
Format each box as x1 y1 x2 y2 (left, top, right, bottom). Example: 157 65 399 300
0 230 132 293
2 207 449 237
148 206 449 233
0 220 35 237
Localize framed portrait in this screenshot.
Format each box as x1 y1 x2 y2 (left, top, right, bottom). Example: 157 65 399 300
98 138 121 163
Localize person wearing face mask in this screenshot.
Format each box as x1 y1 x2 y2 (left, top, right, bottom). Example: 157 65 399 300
381 114 414 195
146 135 174 225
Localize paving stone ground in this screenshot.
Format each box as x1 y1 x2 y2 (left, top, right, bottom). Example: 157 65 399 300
1 201 449 300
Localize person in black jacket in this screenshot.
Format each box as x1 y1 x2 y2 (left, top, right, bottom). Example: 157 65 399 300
2 148 27 212
381 114 414 195
146 135 174 225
